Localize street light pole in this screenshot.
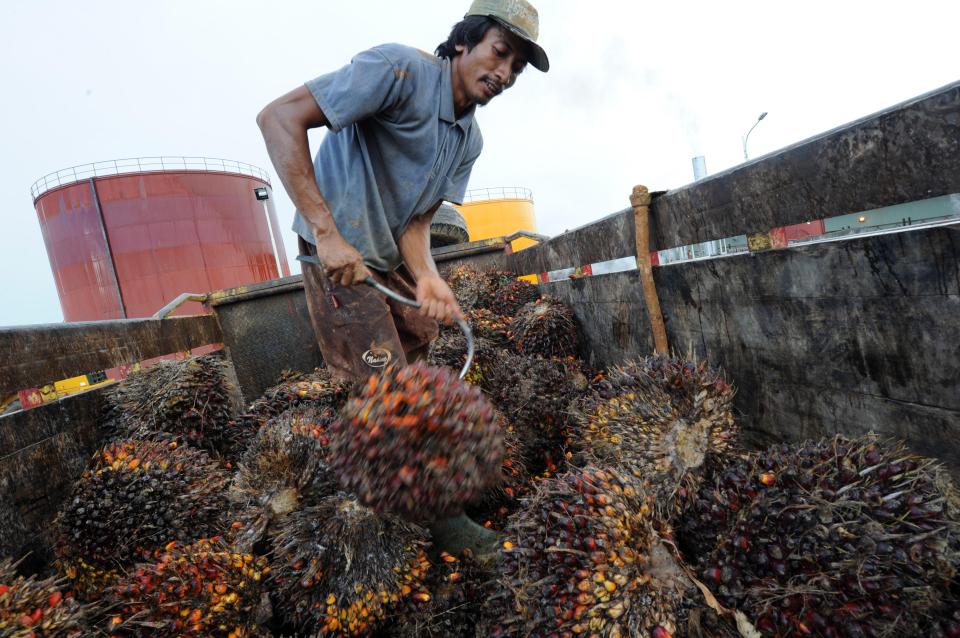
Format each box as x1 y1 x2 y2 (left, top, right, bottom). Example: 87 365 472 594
742 111 768 160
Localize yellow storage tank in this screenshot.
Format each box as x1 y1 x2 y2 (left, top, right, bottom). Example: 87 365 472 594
454 187 539 252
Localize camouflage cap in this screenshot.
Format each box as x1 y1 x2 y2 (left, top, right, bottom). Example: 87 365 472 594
465 0 549 72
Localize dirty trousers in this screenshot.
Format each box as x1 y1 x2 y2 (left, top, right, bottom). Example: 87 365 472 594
299 237 439 382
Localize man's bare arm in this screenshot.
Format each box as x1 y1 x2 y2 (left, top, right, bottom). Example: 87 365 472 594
256 85 369 286
398 205 463 323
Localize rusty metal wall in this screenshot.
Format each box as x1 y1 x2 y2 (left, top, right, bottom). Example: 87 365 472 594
34 171 286 321
209 276 323 406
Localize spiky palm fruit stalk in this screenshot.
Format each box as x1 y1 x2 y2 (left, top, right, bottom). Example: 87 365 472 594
484 466 694 638
508 297 580 359
227 406 338 551
614 354 738 430
55 439 228 599
386 549 487 638
574 357 740 518
0 559 95 637
689 436 960 637
106 354 251 461
270 495 430 636
246 368 351 422
105 537 269 638
329 363 503 520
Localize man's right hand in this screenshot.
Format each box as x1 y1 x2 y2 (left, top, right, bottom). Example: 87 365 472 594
313 231 371 286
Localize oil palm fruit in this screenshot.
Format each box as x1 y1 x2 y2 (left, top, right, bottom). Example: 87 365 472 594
508 297 580 359
105 536 269 637
445 265 488 312
0 558 94 637
483 275 541 318
329 363 503 520
687 435 960 637
481 353 588 476
54 439 228 599
467 411 535 530
246 367 350 422
574 357 739 519
228 406 338 551
270 495 430 636
106 354 251 461
484 466 698 638
386 549 487 638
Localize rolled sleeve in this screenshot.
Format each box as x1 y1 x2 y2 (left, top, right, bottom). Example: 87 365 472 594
306 47 402 133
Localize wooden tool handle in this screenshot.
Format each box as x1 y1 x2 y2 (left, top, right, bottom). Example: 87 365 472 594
631 185 669 354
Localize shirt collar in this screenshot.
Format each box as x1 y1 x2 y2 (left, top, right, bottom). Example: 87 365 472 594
440 57 476 131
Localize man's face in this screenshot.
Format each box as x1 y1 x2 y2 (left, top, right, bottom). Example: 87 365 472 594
452 25 529 109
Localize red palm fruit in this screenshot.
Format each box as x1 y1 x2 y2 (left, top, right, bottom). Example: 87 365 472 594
689 435 960 637
106 537 268 637
330 363 503 520
0 558 94 636
54 439 228 599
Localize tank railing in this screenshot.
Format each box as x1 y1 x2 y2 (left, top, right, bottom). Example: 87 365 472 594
31 156 271 200
462 186 533 203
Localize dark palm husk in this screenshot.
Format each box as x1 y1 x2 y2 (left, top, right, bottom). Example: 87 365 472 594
54 439 228 599
685 435 960 637
329 363 503 520
0 557 97 637
384 549 487 638
270 495 430 636
105 354 252 461
105 536 269 637
228 406 338 552
508 297 580 359
245 367 350 422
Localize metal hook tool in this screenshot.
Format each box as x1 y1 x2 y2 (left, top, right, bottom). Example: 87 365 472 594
297 255 474 379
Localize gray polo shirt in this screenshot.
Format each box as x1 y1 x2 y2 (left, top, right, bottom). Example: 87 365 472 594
292 43 483 272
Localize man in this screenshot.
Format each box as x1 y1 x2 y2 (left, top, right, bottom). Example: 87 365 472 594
257 0 548 382
257 0 548 557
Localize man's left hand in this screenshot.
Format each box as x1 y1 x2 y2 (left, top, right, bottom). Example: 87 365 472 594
415 275 464 324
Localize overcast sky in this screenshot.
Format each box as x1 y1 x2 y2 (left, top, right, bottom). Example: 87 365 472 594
1 0 957 327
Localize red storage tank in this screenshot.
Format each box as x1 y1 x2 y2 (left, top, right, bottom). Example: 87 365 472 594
32 157 290 321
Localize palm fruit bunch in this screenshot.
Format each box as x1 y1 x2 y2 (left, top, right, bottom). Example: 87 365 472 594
228 406 338 551
467 412 535 530
386 549 487 638
481 274 540 317
0 558 95 637
246 367 350 423
55 439 228 598
445 265 489 311
329 362 503 520
687 435 960 637
427 309 509 386
624 354 737 432
485 466 696 638
481 353 588 475
508 297 580 359
106 354 251 461
270 495 430 636
105 536 269 638
574 356 739 519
